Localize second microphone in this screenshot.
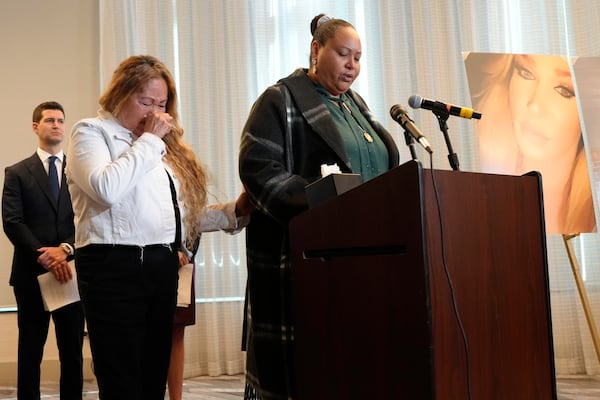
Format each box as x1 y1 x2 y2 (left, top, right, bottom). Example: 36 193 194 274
390 104 433 154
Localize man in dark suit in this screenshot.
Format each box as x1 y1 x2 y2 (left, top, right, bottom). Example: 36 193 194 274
2 101 84 400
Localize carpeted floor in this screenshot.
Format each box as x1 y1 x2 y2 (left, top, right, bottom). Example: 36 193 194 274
0 374 599 399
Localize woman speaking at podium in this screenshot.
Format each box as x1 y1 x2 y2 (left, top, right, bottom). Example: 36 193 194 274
238 13 399 400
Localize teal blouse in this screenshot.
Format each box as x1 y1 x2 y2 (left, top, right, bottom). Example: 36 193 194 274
316 85 389 181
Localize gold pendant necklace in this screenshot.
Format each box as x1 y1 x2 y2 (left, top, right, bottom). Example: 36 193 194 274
341 101 373 143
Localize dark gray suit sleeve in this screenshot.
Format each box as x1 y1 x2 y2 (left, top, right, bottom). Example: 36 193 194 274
2 166 44 252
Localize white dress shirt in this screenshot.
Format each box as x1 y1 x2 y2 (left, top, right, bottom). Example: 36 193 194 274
37 148 64 188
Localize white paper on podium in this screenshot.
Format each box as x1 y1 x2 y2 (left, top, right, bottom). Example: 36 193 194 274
37 261 80 312
177 263 193 307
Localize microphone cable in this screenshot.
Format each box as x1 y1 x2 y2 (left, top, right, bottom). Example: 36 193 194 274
427 152 473 400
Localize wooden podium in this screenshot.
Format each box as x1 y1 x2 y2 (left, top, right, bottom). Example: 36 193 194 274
289 160 556 399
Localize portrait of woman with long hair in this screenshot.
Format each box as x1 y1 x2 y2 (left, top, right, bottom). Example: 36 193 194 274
465 52 596 234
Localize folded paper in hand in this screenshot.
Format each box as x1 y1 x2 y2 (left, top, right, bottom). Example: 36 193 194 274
37 261 80 312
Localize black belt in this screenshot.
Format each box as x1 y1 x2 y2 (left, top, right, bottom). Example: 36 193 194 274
82 243 177 251
81 243 178 262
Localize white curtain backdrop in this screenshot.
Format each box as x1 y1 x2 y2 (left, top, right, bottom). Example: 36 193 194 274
99 0 600 377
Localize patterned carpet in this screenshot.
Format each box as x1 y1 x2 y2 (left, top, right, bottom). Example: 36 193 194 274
0 374 599 399
556 375 600 400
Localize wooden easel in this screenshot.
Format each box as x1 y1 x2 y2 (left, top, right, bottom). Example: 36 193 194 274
562 233 600 363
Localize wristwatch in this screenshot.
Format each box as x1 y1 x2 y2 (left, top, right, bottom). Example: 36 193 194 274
60 242 74 256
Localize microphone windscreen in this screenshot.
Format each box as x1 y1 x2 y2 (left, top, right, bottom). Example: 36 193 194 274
408 95 423 109
389 104 406 120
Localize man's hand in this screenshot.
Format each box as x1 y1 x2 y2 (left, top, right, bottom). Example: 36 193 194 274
37 246 73 283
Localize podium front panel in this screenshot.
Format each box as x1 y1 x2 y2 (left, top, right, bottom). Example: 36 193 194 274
289 161 556 399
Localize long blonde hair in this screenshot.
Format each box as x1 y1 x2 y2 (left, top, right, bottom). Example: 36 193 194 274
100 55 208 247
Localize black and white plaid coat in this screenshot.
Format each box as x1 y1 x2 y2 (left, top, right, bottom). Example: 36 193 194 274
239 68 399 400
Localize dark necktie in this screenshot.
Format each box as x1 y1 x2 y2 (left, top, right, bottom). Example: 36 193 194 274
48 156 60 203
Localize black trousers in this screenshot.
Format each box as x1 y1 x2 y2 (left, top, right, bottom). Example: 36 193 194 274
76 244 179 400
13 282 84 400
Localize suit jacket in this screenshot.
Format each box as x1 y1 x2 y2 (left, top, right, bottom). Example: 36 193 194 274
2 153 75 287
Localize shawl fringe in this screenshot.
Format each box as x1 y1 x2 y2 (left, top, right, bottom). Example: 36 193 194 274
244 382 262 400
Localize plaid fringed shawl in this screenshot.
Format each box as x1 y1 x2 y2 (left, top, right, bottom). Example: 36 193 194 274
239 69 399 400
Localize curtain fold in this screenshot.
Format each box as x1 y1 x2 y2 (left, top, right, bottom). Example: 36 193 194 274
99 0 600 376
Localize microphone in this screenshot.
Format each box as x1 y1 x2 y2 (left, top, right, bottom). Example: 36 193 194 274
408 95 482 120
389 104 433 154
